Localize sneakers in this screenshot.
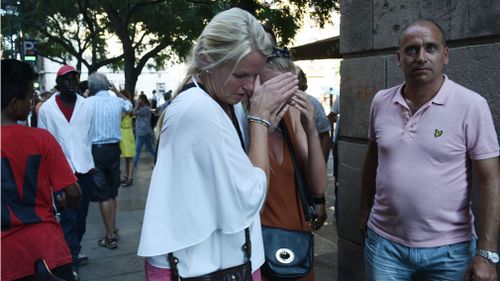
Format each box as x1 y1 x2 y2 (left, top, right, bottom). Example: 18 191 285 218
98 236 118 249
78 253 89 266
72 270 79 281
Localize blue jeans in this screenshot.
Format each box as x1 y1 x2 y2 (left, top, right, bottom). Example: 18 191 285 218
134 133 155 167
57 173 92 270
364 228 475 281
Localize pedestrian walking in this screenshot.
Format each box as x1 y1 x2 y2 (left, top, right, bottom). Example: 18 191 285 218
133 93 156 168
1 59 81 281
119 90 136 186
86 72 132 250
38 64 95 280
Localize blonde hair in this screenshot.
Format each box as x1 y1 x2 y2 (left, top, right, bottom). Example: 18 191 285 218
175 7 271 96
264 56 296 75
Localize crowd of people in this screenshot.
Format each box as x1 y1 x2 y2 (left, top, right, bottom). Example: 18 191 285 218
1 62 167 280
2 7 499 281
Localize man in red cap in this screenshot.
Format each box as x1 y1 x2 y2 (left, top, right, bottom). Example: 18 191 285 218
38 64 95 280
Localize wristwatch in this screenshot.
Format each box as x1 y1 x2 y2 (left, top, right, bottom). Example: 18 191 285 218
476 249 499 264
312 196 326 205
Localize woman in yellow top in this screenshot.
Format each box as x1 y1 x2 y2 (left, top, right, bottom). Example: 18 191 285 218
119 90 136 186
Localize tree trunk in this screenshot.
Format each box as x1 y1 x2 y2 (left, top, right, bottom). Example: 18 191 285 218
123 45 138 100
124 67 139 101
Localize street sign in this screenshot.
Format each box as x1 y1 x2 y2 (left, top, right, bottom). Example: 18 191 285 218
23 39 38 62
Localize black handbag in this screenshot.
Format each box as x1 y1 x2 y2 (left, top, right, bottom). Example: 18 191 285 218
261 121 315 280
261 226 313 280
168 228 252 281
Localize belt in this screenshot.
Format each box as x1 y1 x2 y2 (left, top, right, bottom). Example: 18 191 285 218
92 142 119 148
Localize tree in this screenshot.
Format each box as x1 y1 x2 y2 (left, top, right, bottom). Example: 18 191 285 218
20 1 123 73
19 0 338 95
99 0 216 95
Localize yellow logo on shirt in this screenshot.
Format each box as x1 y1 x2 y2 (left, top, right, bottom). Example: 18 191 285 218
434 129 443 137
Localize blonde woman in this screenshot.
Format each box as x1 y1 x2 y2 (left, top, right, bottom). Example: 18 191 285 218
259 47 327 281
138 8 298 280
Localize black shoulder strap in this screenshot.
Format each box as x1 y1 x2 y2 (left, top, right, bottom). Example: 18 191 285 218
230 105 246 152
279 121 314 222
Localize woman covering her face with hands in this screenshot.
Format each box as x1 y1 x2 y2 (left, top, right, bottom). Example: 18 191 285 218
138 8 298 280
258 47 328 281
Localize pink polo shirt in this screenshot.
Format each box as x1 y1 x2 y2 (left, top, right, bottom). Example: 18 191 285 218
367 76 499 247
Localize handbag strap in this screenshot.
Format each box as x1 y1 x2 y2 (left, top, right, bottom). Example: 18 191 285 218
168 228 251 280
279 120 314 222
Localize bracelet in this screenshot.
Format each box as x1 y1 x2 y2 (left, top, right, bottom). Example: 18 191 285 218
248 118 270 128
313 196 326 205
247 115 271 128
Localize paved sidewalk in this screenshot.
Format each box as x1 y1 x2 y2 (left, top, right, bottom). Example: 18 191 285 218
78 153 338 281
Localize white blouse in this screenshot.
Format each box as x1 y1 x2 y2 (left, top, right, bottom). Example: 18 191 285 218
138 83 267 277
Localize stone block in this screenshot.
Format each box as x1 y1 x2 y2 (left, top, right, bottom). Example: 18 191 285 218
372 0 417 49
339 56 386 139
340 0 372 54
372 0 500 50
337 141 367 245
445 43 500 137
385 53 405 88
338 237 365 281
417 0 500 41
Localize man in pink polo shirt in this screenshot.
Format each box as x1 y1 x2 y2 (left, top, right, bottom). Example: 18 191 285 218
360 20 500 280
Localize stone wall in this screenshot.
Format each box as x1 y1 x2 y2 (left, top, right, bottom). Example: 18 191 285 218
337 0 500 279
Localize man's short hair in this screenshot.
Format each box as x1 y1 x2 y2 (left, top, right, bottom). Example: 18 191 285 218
1 59 38 109
88 72 110 96
399 20 447 47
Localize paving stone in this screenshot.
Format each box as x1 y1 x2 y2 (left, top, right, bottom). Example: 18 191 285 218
78 151 339 280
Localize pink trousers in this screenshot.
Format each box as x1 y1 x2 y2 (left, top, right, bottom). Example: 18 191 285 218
144 259 262 281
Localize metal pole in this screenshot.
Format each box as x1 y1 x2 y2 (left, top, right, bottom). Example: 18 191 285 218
19 14 24 61
10 17 14 58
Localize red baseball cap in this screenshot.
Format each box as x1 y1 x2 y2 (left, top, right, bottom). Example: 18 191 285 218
57 65 79 77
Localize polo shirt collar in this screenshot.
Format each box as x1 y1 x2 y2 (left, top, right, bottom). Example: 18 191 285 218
393 74 451 106
96 90 110 96
431 75 451 105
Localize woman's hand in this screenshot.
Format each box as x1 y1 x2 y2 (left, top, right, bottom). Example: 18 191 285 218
250 72 298 121
312 203 328 231
290 90 316 136
268 104 289 133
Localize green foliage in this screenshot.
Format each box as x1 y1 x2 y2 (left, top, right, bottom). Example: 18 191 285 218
17 0 338 93
1 13 23 59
